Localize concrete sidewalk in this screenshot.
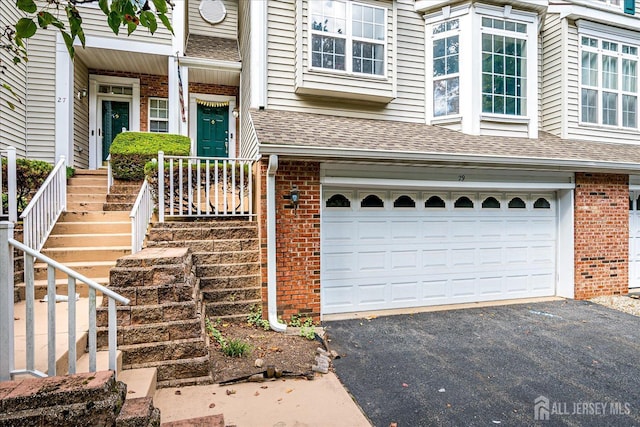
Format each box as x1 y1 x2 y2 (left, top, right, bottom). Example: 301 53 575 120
154 372 371 426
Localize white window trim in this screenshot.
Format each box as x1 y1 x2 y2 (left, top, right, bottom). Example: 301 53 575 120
431 19 461 119
578 33 639 130
307 0 388 79
148 97 169 133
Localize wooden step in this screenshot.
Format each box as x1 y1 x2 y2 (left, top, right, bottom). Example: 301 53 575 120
41 246 130 263
14 277 110 300
51 221 130 235
44 233 130 247
66 201 109 211
75 169 107 176
68 177 107 186
60 211 130 221
66 193 108 203
34 260 115 280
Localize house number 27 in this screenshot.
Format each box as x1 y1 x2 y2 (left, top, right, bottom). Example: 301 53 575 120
57 97 67 103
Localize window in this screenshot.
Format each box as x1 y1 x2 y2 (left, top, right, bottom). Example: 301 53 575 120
481 17 527 116
149 98 168 133
533 198 551 209
580 36 639 129
326 194 351 207
425 196 446 208
508 197 526 209
393 195 415 208
310 1 386 76
432 19 460 117
482 197 500 208
454 196 474 208
361 194 384 207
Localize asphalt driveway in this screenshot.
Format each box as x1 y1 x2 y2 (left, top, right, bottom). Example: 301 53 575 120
325 300 640 426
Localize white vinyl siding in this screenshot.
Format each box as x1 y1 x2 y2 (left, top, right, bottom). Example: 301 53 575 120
267 0 425 122
0 2 27 157
540 14 563 136
76 5 172 45
73 57 90 169
566 20 640 144
188 0 238 39
238 0 257 159
26 30 57 163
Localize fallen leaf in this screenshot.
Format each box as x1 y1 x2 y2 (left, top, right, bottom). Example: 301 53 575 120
226 389 236 395
209 403 216 408
260 386 268 389
127 390 136 394
277 398 283 402
174 390 181 395
254 391 260 396
402 383 409 388
286 389 293 393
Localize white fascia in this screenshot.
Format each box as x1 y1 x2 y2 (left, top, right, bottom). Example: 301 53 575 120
258 144 640 173
250 0 268 109
55 33 74 167
549 3 640 31
78 35 174 56
178 56 242 72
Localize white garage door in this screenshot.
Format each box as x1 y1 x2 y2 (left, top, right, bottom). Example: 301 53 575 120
321 189 557 314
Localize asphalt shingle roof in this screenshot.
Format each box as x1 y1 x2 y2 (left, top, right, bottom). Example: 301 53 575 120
185 35 240 62
251 109 640 169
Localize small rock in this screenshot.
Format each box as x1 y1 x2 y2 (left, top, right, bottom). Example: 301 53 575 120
329 350 339 359
312 364 329 374
226 389 236 395
254 391 260 396
209 403 216 408
316 347 328 356
254 358 264 368
174 390 181 395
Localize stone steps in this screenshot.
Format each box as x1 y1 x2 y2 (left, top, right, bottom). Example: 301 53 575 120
96 301 198 326
124 355 211 384
202 286 262 302
116 397 161 426
204 299 262 317
192 249 259 264
119 338 209 365
196 262 260 277
199 274 260 290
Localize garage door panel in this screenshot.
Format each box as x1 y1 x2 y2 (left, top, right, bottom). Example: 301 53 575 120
322 189 557 314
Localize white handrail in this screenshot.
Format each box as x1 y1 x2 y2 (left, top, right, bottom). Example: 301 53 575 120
0 146 17 222
130 179 153 254
20 156 67 251
107 154 113 195
157 151 257 222
0 221 129 381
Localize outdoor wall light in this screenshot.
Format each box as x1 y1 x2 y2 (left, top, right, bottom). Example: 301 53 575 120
232 108 239 118
76 88 88 100
284 184 300 214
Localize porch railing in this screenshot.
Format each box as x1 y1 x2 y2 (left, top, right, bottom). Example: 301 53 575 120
0 146 17 222
130 179 153 254
157 152 257 222
20 156 67 251
0 221 129 381
107 154 113 195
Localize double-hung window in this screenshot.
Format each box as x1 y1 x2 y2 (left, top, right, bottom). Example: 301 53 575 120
481 17 528 116
580 36 638 128
310 1 386 76
432 19 460 117
149 98 169 133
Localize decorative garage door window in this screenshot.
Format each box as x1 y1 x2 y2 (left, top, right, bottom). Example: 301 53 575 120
325 192 554 211
629 193 640 288
321 190 557 314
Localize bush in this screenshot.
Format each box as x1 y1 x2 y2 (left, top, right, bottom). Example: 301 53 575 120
109 132 190 181
2 158 53 216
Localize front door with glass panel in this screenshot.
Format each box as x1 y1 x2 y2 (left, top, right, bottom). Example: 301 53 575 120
197 104 228 158
101 100 130 161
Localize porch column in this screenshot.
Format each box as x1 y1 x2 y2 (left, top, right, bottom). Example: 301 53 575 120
0 222 15 381
55 33 74 166
168 57 188 137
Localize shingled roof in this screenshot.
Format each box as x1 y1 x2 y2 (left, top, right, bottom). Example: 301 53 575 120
185 35 240 62
250 108 640 171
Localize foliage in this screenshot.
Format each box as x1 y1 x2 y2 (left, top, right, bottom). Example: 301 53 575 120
1 157 53 216
247 305 270 331
289 314 316 340
66 166 75 179
205 317 252 358
109 132 190 180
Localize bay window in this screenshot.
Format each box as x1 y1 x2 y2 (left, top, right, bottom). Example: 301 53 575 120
432 19 460 117
310 1 386 76
580 36 638 129
481 17 527 116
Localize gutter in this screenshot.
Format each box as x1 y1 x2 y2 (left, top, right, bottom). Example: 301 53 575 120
258 144 640 174
266 155 287 332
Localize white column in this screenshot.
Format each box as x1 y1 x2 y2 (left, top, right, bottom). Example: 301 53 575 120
168 58 188 136
250 0 268 109
55 34 74 166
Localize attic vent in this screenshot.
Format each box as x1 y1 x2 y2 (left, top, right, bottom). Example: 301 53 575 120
199 0 227 24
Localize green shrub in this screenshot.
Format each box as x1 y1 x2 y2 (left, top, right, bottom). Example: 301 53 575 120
2 158 53 216
109 132 190 181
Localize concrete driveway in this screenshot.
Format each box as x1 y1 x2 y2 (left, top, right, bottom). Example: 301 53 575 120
325 300 640 426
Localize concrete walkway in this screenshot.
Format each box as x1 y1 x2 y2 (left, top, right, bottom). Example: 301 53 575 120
154 372 371 426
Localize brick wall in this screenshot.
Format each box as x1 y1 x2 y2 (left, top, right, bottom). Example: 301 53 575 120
259 159 321 321
574 173 629 299
90 71 238 134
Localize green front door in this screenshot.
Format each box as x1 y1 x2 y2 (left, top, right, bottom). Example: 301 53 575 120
102 100 130 161
197 104 228 158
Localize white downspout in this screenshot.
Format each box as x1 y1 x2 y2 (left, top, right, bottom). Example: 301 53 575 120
267 155 287 332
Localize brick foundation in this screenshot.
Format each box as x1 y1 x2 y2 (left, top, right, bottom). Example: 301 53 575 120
574 173 629 299
260 160 321 321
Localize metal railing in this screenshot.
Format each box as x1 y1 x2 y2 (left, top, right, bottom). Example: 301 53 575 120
0 221 129 381
130 179 153 254
107 154 113 195
20 156 67 251
157 151 257 222
0 146 17 222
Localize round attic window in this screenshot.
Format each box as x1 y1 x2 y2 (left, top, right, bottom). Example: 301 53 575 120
199 0 227 24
